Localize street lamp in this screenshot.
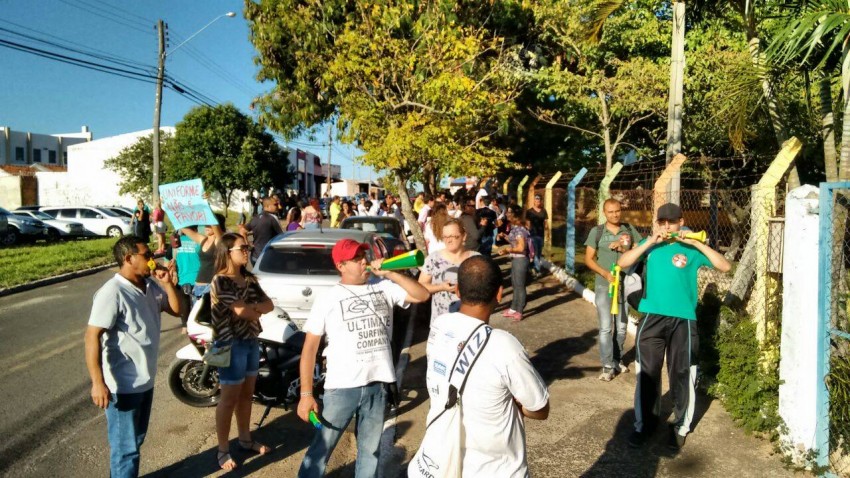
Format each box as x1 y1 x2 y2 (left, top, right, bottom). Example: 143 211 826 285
151 12 236 205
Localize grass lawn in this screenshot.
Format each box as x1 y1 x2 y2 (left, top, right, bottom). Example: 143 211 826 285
0 238 117 289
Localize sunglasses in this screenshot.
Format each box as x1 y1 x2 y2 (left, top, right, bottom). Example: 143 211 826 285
133 251 154 260
229 245 254 252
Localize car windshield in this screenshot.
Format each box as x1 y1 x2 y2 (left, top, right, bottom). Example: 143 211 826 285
342 220 400 237
0 207 9 215
98 208 120 217
27 211 53 220
258 246 339 275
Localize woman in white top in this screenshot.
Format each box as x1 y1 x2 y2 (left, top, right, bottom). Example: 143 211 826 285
423 203 448 254
418 219 480 323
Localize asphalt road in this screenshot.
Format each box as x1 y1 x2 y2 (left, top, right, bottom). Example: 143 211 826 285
0 268 370 478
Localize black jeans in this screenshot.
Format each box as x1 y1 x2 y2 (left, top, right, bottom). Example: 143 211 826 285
510 256 529 313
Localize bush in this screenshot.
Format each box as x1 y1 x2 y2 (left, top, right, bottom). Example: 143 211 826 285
709 306 782 436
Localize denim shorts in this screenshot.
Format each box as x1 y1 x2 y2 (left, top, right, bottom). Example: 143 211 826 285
217 338 260 385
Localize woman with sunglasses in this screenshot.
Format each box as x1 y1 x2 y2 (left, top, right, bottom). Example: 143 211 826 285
210 233 273 470
418 219 480 324
498 204 531 321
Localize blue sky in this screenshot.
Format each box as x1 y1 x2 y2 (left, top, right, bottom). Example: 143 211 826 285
0 0 373 180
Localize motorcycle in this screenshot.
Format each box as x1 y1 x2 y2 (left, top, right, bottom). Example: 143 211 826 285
167 293 324 428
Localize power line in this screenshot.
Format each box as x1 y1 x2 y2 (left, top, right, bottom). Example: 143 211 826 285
91 0 157 26
57 0 154 36
0 18 154 70
0 37 158 83
168 30 259 97
0 25 155 73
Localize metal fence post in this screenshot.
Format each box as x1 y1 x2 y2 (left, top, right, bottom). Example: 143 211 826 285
816 182 840 477
597 163 623 224
566 168 588 274
544 171 563 259
652 153 687 222
502 177 513 197
517 175 529 208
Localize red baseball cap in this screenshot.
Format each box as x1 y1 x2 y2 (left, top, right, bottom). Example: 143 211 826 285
332 239 369 265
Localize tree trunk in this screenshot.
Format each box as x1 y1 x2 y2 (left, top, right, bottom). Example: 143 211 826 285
218 189 231 218
421 162 438 197
395 174 426 251
747 35 799 187
841 46 850 181
821 75 839 182
598 91 614 171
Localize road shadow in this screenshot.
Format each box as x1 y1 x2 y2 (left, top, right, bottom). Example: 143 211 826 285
530 330 598 383
143 412 314 477
580 411 663 478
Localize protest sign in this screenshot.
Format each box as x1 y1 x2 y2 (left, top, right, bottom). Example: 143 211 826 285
159 179 217 230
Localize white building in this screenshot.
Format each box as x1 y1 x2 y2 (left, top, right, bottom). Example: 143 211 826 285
0 125 92 166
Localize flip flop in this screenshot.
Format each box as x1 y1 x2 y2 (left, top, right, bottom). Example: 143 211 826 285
238 439 270 455
217 450 237 471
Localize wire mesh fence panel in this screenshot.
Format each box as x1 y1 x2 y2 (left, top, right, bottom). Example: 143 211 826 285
825 188 850 476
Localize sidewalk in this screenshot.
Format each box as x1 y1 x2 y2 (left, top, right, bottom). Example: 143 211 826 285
382 261 802 477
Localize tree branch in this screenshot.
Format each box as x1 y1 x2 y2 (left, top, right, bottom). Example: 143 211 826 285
529 108 604 140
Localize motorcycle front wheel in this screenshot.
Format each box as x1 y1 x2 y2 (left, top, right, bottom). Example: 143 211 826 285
168 358 221 407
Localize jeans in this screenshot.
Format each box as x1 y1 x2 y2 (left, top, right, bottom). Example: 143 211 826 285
594 279 628 369
299 382 387 478
105 388 154 478
217 338 260 385
479 233 494 257
530 235 544 272
510 256 529 313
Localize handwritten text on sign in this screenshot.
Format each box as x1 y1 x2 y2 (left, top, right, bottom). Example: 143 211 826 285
159 179 217 229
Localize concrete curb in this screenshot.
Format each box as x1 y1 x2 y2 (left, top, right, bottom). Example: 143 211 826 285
0 263 115 298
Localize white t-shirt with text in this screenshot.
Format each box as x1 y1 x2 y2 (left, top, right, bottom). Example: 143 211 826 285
304 280 409 389
425 312 549 477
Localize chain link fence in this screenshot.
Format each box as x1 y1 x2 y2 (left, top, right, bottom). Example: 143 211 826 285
823 188 850 476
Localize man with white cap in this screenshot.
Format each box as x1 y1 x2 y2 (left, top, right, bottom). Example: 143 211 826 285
296 239 429 477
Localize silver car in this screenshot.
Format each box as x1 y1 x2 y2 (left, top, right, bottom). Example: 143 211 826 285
0 207 50 245
13 210 86 238
40 206 133 237
253 229 391 328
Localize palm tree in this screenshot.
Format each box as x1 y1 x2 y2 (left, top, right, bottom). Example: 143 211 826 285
767 0 850 180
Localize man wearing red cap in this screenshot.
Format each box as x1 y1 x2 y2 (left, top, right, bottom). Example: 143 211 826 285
618 203 731 452
296 239 429 477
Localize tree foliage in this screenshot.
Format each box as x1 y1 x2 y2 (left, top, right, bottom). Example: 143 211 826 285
167 104 293 213
104 132 174 199
246 0 533 247
530 0 669 170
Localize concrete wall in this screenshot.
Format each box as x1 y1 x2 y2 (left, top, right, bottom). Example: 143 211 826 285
0 176 22 208
779 184 820 460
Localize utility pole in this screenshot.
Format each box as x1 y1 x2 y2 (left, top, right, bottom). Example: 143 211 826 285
326 123 333 197
152 19 165 205
664 1 685 204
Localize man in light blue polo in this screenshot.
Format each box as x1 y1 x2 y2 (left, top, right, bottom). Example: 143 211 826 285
84 236 182 478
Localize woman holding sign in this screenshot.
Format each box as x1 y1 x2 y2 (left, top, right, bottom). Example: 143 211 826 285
180 213 225 302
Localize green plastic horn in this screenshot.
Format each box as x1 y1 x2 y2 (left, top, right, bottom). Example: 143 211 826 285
369 249 425 271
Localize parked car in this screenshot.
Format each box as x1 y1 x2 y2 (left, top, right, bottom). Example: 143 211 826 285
102 206 134 219
0 207 50 245
39 206 132 237
339 216 410 257
0 209 8 245
253 229 391 328
13 210 86 239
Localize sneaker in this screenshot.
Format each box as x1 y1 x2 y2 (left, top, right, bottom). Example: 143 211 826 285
509 311 523 322
667 426 686 451
502 308 517 317
627 429 647 448
598 367 615 382
617 362 629 374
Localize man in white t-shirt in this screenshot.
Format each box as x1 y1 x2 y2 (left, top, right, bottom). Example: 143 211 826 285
297 239 429 477
475 187 489 209
417 193 435 228
424 255 550 477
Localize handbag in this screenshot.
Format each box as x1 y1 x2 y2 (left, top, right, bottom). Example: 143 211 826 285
203 341 231 367
408 323 492 478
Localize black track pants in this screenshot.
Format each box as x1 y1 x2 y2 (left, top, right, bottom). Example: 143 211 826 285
633 314 699 436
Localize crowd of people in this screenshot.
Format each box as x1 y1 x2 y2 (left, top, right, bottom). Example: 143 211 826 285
83 185 729 478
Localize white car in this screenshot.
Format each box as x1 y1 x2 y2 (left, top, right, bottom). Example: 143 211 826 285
13 210 86 238
40 206 133 237
253 229 391 328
